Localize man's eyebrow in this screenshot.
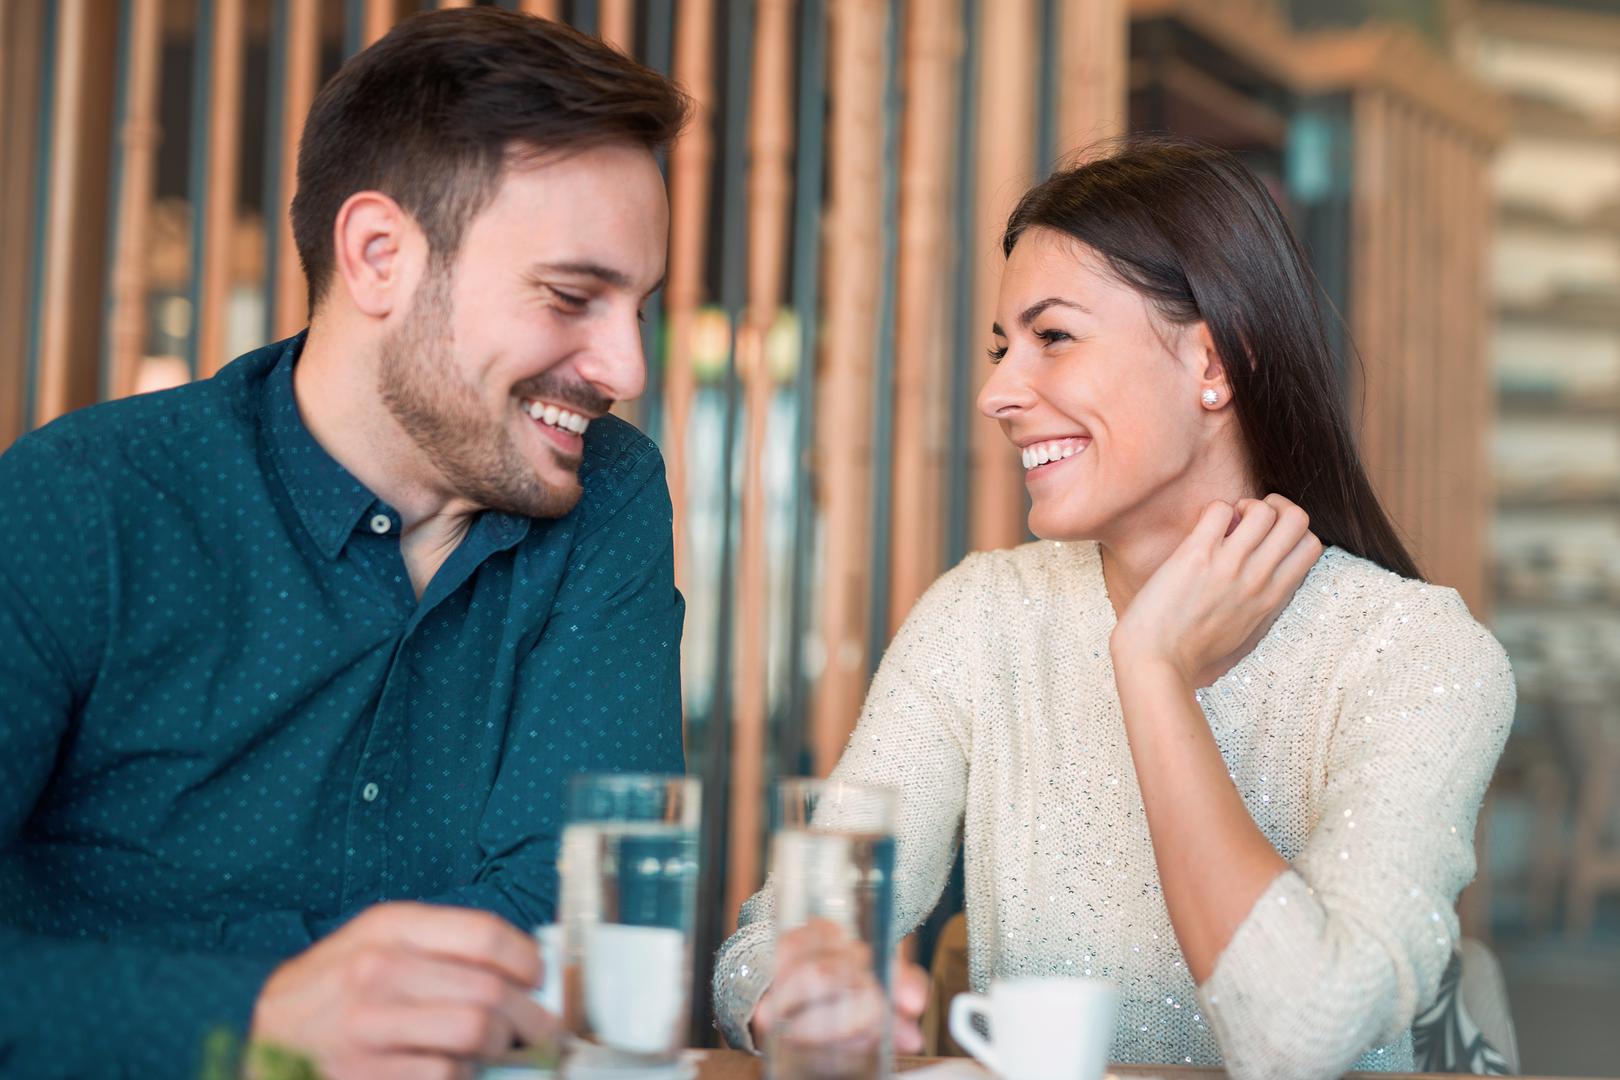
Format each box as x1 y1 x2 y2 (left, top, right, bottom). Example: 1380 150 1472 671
528 262 666 302
527 261 631 290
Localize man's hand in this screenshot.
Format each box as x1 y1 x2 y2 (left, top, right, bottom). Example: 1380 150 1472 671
250 902 556 1080
750 919 929 1057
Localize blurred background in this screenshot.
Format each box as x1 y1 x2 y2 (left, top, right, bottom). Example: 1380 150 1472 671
1 0 1617 1071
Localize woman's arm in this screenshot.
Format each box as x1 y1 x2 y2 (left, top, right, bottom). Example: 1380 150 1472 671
711 554 986 1050
1111 497 1515 1079
1193 585 1512 1080
1110 653 1287 983
1109 496 1318 982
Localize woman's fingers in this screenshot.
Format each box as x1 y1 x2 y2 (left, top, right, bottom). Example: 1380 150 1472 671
1247 497 1312 576
1219 497 1278 561
1186 500 1237 551
755 936 873 1031
1266 528 1324 605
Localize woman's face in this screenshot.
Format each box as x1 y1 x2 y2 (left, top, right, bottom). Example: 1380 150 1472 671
977 227 1241 542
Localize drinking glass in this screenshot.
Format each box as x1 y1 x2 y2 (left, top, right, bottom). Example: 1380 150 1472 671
557 773 701 1077
767 778 899 1080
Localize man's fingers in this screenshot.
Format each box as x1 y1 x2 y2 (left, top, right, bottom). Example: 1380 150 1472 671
365 1054 474 1080
498 989 561 1048
354 951 511 1011
368 904 541 988
352 1002 516 1060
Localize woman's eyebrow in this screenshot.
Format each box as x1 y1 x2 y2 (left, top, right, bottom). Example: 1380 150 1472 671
1018 297 1089 326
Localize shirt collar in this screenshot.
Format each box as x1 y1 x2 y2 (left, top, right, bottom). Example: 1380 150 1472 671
260 335 381 559
260 335 535 561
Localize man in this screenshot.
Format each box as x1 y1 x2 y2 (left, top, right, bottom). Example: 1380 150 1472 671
0 10 688 1076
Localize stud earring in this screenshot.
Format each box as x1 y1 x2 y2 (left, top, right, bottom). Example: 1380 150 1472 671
1202 389 1220 407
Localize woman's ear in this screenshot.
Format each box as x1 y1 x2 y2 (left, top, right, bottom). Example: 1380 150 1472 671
330 191 419 320
1190 322 1232 410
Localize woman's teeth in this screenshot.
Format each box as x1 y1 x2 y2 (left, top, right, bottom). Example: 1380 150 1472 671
524 399 590 435
1021 439 1087 470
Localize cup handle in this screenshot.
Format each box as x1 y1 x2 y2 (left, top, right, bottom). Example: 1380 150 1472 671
948 992 999 1074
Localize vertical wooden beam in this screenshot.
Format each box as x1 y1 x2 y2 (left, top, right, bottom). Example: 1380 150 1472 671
1348 89 1386 495
664 0 716 596
599 0 634 52
1055 0 1125 155
106 0 163 401
272 0 319 338
1395 103 1423 566
728 0 797 928
968 0 1037 553
0 0 45 447
196 0 244 377
887 1 957 635
810 0 886 775
35 0 91 425
1464 131 1483 615
362 0 395 51
519 0 562 20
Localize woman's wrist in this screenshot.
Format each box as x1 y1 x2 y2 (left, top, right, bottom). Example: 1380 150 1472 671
1110 628 1194 690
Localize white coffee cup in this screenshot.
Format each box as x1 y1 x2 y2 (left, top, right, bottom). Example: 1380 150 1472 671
948 976 1120 1080
532 924 564 1015
583 922 687 1056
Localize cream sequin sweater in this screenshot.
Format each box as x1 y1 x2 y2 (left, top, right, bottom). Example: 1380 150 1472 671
712 540 1515 1080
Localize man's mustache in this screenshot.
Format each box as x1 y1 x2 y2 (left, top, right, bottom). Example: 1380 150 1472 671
512 374 612 417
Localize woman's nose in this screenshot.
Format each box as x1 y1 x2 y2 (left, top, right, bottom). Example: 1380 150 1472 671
976 356 1035 420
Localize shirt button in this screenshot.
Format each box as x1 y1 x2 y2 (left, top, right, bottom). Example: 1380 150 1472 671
361 782 380 802
369 514 392 535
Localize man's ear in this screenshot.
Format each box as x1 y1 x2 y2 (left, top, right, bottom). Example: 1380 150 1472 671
330 191 418 319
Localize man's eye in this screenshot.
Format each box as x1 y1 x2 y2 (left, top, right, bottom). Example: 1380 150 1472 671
551 288 589 310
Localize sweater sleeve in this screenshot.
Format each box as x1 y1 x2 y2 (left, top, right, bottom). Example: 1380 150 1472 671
1197 583 1515 1080
710 554 983 1049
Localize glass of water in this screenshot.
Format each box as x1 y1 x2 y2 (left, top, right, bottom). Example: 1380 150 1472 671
557 773 700 1076
767 778 899 1080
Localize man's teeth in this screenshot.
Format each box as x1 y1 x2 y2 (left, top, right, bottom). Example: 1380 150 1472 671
1021 439 1086 470
525 399 590 435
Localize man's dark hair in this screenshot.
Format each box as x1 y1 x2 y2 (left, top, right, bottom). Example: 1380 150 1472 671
291 8 689 310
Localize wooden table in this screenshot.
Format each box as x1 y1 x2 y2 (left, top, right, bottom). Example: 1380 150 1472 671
689 1047 1594 1080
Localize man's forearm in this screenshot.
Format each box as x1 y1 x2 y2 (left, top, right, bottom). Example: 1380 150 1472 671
0 925 281 1076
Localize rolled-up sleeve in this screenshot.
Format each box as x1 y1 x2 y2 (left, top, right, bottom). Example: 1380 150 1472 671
1197 585 1515 1080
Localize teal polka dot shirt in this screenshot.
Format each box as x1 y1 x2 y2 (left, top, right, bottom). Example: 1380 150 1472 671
0 334 685 1076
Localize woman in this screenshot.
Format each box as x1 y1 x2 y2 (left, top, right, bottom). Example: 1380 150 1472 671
712 139 1514 1079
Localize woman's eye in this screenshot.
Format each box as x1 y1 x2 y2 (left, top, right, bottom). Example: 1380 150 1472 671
987 344 1008 364
1036 328 1072 345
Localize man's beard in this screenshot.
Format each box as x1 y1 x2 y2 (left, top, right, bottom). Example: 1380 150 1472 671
378 265 584 520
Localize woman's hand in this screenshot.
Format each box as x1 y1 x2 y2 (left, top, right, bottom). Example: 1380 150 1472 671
749 919 928 1056
1110 494 1322 687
